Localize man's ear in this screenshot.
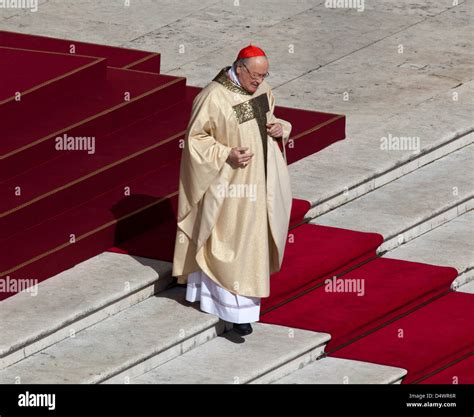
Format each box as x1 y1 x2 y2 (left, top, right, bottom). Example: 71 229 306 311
235 65 241 75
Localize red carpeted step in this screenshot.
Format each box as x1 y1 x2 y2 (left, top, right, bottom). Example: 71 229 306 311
330 292 474 384
1 87 200 239
1 68 186 180
0 30 161 73
0 47 106 113
0 159 181 301
418 353 474 384
274 106 345 164
261 223 383 311
289 198 311 227
261 257 457 351
107 198 314 261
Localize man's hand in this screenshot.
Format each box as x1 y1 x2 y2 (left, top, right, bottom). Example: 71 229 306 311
227 146 254 169
266 122 283 139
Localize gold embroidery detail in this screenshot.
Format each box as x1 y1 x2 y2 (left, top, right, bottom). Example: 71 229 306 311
232 100 254 124
232 93 270 179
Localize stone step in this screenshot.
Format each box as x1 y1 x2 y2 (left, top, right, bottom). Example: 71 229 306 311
458 281 474 294
386 210 474 288
274 357 407 384
312 144 473 252
0 287 225 384
129 323 330 384
0 252 173 370
301 130 473 220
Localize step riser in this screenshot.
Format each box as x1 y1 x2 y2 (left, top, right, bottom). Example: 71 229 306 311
378 197 473 253
124 56 161 74
273 357 407 384
103 321 226 384
252 344 327 384
306 131 473 219
1 77 186 180
452 269 474 290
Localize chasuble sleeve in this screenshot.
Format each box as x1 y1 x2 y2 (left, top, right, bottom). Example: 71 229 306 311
178 90 233 218
267 89 292 146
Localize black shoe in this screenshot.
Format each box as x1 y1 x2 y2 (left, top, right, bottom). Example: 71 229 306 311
233 323 253 336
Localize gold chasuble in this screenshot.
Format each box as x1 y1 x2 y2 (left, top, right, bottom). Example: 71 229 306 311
172 67 292 298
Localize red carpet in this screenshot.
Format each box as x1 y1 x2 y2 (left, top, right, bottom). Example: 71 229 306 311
1 85 196 239
289 198 311 227
1 65 186 180
0 46 104 106
330 292 474 384
418 353 474 384
0 31 346 302
1 159 180 301
261 257 458 351
0 30 161 73
261 223 383 311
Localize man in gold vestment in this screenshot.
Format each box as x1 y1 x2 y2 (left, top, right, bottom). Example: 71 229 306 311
172 44 292 336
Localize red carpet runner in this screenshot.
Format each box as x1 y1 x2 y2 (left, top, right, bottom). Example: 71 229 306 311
331 293 474 384
258 202 472 384
419 353 474 384
261 257 458 352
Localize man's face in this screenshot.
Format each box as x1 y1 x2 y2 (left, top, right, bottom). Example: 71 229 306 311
236 56 269 94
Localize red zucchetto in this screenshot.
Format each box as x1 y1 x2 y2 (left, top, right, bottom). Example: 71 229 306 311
236 44 266 60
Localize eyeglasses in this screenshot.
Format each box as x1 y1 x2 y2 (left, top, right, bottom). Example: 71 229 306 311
242 62 269 81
